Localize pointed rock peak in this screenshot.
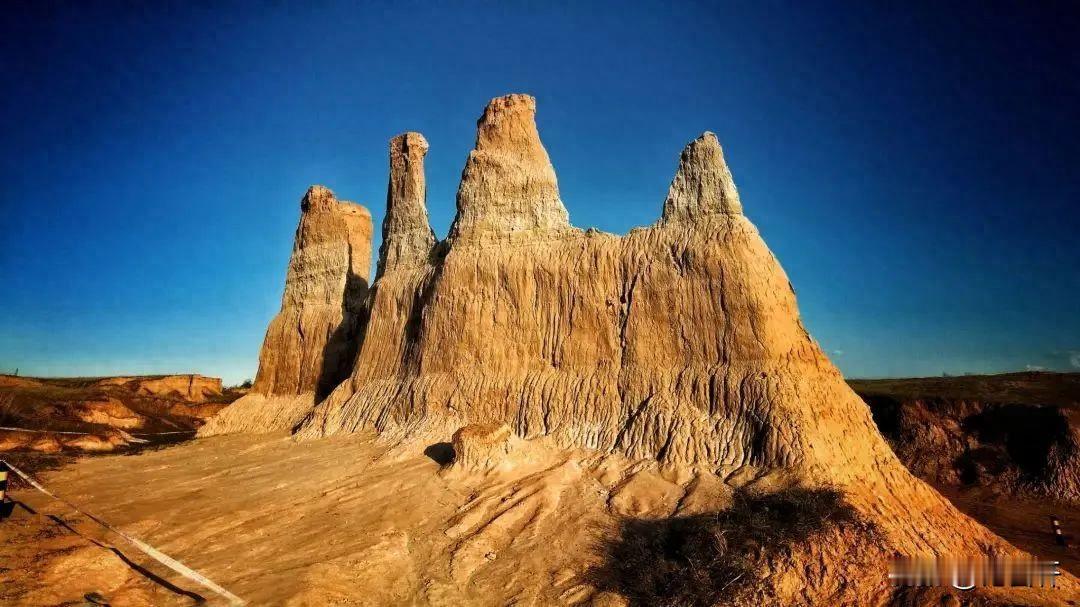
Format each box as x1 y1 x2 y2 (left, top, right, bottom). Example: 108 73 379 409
474 94 541 155
301 184 338 212
448 94 571 244
661 132 742 223
378 132 436 277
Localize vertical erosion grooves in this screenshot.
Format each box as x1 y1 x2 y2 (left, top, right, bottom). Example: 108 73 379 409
199 186 373 436
280 95 1080 587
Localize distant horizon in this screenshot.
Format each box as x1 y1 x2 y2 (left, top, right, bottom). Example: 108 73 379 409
3 2 1078 385
4 368 1077 387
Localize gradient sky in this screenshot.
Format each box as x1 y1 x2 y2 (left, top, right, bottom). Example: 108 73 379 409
2 2 1078 385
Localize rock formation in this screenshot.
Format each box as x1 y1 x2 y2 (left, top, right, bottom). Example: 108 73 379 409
202 94 1074 602
290 94 1065 590
200 186 372 435
297 95 832 478
447 94 571 244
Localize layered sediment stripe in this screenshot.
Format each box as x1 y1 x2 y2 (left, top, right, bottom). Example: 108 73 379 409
0 459 246 606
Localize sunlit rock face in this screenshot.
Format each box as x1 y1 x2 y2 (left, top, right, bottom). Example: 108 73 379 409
288 96 1000 565
447 93 572 245
378 132 436 277
301 95 817 474
212 95 1058 579
200 186 372 436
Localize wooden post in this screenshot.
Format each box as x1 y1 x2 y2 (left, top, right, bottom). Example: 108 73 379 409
0 461 10 519
1051 515 1066 547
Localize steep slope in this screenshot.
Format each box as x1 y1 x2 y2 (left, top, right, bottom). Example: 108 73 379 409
293 95 1066 592
200 186 372 436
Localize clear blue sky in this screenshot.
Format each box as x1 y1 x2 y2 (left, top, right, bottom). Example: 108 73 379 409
2 2 1078 384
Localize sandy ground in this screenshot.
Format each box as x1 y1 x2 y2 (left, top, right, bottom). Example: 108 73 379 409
1 432 618 606
4 432 1079 606
0 500 200 606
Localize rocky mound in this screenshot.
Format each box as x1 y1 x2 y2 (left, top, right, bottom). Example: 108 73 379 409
199 186 373 436
73 396 147 429
0 374 237 454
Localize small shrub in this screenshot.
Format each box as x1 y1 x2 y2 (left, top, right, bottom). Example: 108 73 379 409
586 487 865 607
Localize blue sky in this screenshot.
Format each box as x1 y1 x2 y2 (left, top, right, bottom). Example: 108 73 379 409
2 2 1078 384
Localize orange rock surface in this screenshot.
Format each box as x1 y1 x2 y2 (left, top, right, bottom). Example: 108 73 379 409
200 186 373 436
189 94 1076 603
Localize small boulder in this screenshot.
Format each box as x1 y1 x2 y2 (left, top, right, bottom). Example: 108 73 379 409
447 423 517 474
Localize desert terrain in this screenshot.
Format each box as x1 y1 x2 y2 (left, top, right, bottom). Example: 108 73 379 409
0 374 243 456
2 94 1078 606
3 417 1077 606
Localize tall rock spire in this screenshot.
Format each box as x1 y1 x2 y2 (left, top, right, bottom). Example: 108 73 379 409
448 94 571 243
199 185 372 436
377 132 436 277
661 132 742 222
261 185 373 394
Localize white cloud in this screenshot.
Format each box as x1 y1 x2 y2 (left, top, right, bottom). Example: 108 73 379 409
1026 364 1046 371
831 349 844 356
1070 351 1080 369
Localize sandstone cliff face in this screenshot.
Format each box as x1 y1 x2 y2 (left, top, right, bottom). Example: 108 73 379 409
200 186 372 436
290 95 1031 564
